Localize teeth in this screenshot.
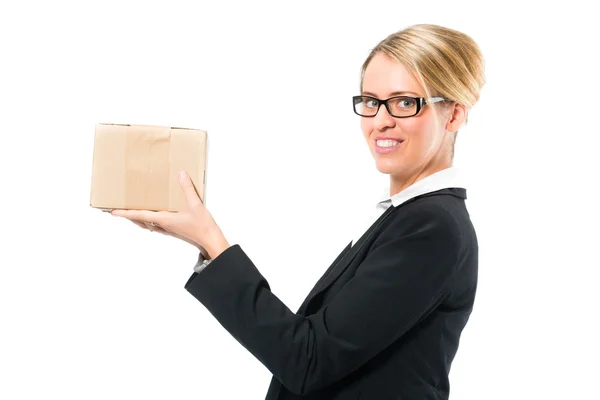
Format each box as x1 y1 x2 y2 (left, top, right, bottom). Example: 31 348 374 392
376 139 401 148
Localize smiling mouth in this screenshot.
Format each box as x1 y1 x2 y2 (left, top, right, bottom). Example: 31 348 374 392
375 139 403 147
374 139 404 154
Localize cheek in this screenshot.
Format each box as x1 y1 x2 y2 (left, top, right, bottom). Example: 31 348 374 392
403 117 436 145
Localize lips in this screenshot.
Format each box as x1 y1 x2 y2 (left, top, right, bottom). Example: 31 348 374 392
374 137 404 154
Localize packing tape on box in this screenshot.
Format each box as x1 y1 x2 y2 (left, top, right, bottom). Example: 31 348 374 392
124 125 171 211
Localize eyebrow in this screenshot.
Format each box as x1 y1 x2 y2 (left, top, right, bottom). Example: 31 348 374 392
361 91 421 97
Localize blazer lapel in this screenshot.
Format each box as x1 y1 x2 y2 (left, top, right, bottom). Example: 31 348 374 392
296 188 467 315
317 188 467 294
298 205 398 314
296 241 352 314
315 205 397 293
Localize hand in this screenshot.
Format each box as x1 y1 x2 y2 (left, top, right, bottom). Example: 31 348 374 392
127 219 211 259
111 171 230 259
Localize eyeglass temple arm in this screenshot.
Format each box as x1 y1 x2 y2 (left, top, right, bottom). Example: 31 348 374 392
424 96 447 104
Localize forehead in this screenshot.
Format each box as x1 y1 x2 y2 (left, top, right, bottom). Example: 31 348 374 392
362 53 422 96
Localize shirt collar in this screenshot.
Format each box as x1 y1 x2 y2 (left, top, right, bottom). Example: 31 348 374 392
377 167 464 208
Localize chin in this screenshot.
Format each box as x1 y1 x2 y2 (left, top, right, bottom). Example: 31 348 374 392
375 158 404 175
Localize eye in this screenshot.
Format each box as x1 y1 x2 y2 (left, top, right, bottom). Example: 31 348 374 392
365 99 379 109
396 98 416 109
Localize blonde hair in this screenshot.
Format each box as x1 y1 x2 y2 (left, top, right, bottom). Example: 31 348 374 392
360 24 485 161
360 24 485 110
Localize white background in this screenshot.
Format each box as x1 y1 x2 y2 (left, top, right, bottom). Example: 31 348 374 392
1 1 599 399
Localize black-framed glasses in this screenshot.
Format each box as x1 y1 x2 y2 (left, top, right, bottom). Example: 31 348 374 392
352 95 447 118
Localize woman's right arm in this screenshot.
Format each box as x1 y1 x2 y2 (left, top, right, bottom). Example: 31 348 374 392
184 203 462 395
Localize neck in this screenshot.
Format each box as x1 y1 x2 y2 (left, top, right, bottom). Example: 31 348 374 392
389 161 452 196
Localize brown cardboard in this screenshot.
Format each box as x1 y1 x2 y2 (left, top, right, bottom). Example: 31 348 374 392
90 123 207 212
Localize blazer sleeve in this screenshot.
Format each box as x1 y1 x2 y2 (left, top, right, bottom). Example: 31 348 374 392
184 204 462 395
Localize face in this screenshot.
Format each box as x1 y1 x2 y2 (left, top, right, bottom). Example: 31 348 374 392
360 53 456 186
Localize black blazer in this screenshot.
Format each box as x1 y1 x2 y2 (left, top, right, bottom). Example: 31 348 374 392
185 188 478 399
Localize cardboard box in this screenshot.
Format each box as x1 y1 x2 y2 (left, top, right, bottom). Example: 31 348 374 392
90 123 207 212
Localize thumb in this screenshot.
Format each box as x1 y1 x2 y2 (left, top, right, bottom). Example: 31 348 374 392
178 171 202 207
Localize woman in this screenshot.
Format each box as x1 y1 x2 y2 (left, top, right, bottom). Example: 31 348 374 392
113 23 485 399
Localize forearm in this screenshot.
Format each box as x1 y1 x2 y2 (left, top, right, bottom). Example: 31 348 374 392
184 245 332 395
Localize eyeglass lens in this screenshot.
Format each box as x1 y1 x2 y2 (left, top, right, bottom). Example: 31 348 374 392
354 96 419 117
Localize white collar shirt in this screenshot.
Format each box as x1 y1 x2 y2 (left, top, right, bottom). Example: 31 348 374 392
351 167 465 247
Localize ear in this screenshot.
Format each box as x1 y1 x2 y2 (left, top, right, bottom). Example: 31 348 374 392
445 102 467 133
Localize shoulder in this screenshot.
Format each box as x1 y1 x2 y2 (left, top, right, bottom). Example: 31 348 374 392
375 189 469 250
395 190 465 230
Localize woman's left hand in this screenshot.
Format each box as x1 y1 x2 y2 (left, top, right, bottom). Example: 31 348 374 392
111 171 230 259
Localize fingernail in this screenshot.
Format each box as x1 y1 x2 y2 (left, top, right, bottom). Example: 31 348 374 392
178 171 187 181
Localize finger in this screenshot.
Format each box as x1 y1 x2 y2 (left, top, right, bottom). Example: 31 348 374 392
112 209 165 225
130 220 156 232
130 219 170 235
143 222 175 237
143 222 157 231
148 223 169 234
178 171 202 207
130 220 150 230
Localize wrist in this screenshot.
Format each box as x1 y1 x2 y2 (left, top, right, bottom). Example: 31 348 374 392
201 227 230 260
199 247 210 259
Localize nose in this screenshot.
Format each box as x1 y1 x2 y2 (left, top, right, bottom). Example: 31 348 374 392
373 104 396 131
